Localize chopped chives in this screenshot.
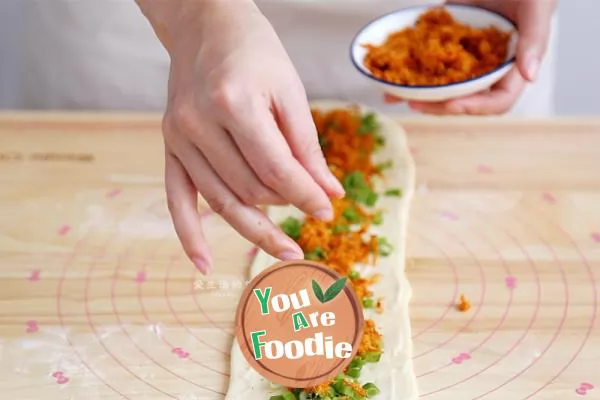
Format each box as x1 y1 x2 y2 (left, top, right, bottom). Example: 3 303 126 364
363 351 381 363
349 357 365 369
332 224 350 234
372 211 383 225
365 191 379 207
280 217 303 240
375 160 393 172
342 207 361 224
346 366 361 378
342 171 378 207
363 382 381 397
377 237 394 257
349 270 361 280
333 380 355 396
305 247 327 261
384 187 402 197
269 391 295 400
358 112 379 135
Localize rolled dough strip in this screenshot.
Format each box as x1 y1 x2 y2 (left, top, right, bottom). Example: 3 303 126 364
225 100 417 400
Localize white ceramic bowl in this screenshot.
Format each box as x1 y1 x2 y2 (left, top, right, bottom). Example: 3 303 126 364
350 4 518 102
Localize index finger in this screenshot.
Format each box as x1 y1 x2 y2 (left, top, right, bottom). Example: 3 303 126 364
225 104 335 221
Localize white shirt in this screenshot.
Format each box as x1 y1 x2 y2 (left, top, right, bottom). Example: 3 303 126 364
1 0 557 115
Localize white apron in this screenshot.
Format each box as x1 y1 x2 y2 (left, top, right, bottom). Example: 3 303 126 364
2 0 557 115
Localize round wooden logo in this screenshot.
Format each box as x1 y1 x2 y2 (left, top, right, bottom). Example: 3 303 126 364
235 260 364 388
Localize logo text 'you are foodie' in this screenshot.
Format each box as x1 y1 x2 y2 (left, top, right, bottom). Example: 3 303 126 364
235 261 364 388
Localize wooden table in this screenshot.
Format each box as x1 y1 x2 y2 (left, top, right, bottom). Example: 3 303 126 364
0 113 598 400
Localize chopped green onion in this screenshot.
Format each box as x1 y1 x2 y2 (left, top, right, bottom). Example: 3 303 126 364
342 171 378 207
384 187 402 197
332 380 355 396
375 134 386 148
363 382 381 397
317 386 335 398
269 391 295 400
332 380 344 394
332 224 350 234
305 247 327 261
349 270 360 280
349 357 366 369
346 366 361 378
365 191 379 207
358 112 379 135
363 351 381 363
377 237 394 257
362 298 374 308
372 211 383 225
343 207 361 224
291 388 304 397
342 171 367 191
280 217 303 240
375 160 393 172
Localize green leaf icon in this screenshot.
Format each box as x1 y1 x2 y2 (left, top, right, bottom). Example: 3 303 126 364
312 280 325 303
323 277 347 303
312 277 348 304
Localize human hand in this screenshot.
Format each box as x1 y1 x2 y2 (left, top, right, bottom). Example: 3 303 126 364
386 0 556 115
139 0 344 274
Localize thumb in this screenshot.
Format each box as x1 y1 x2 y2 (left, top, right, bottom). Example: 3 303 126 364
515 0 556 82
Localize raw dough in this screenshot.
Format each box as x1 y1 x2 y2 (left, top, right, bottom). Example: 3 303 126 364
225 100 417 399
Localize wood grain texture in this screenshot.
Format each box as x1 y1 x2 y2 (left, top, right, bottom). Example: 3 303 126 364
0 113 599 399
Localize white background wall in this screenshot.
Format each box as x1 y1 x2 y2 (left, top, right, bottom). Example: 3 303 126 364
555 0 600 115
1 1 598 115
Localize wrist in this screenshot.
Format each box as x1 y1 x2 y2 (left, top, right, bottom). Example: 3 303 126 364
136 0 255 56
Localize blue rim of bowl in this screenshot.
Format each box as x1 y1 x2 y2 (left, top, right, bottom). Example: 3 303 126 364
349 3 518 89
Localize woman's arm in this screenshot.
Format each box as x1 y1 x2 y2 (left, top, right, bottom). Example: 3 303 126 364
135 0 247 54
132 0 341 273
134 0 185 52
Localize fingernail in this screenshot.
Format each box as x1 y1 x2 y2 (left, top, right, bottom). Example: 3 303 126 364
313 207 334 221
328 173 345 197
526 58 539 81
408 102 422 111
383 93 403 104
278 250 303 261
192 255 212 275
